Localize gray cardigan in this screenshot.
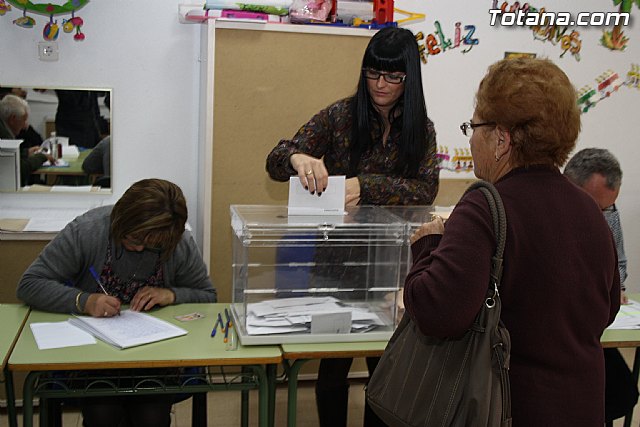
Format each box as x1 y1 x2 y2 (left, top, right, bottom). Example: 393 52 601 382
17 205 217 313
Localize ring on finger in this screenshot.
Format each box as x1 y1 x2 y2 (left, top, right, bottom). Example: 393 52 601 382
104 311 108 316
306 170 313 175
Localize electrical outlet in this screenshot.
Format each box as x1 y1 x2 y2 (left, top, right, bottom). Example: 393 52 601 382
38 41 59 61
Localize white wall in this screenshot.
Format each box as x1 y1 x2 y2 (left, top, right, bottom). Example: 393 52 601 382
0 1 203 243
399 0 640 292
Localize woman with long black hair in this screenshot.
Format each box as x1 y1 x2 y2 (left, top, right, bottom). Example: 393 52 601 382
266 26 440 427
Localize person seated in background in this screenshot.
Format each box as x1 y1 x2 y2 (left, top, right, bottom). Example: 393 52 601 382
82 135 110 187
17 178 217 427
0 94 53 186
0 86 44 150
564 148 639 424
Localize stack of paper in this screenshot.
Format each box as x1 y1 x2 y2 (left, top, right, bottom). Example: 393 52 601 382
246 296 384 335
607 299 640 329
68 310 188 349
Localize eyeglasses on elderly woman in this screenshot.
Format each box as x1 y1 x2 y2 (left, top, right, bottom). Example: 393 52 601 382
460 121 496 137
362 68 406 84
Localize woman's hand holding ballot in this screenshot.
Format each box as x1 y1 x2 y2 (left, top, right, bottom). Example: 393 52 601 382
290 153 329 195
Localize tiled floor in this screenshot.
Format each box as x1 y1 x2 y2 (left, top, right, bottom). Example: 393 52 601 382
0 379 366 427
2 348 640 426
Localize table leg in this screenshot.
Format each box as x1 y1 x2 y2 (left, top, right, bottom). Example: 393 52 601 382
4 367 18 427
247 365 269 427
623 347 640 427
241 366 249 427
22 371 39 427
267 364 277 427
287 359 309 427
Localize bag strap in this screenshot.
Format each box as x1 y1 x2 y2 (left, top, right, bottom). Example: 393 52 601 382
463 181 507 289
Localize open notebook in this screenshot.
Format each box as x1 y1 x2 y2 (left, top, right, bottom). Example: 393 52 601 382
68 310 187 349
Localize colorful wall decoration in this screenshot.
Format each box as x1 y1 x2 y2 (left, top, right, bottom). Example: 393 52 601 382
601 0 639 51
491 1 582 60
577 64 639 112
414 20 480 64
437 146 474 172
1 0 89 41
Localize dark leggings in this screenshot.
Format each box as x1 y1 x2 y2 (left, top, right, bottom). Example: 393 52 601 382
81 394 174 427
315 357 387 427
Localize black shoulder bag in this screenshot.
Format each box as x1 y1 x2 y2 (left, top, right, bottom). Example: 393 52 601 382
366 180 512 427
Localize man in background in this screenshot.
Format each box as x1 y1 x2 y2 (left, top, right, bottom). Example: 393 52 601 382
0 94 53 186
565 147 638 423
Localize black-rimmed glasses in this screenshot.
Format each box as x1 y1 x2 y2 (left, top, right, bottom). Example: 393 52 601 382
460 121 496 136
362 69 406 84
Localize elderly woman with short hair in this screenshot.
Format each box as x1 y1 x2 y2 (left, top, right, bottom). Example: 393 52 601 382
405 58 620 426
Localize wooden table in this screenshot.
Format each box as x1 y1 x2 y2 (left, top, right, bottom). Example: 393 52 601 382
9 303 282 427
32 149 92 185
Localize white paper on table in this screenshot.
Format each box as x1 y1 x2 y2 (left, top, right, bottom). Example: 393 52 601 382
288 176 346 215
68 310 187 349
30 321 97 350
607 299 640 329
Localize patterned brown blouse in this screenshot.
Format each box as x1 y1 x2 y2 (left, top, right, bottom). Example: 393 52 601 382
266 97 440 205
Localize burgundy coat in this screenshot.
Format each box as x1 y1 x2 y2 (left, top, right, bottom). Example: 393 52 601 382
405 166 620 426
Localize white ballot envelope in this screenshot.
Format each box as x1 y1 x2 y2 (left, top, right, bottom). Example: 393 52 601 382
288 175 346 216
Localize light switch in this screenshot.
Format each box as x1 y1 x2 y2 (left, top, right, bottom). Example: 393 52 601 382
38 41 59 61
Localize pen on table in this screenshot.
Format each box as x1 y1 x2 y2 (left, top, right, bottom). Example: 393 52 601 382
224 319 230 343
210 312 224 338
89 266 109 295
210 315 221 337
225 307 232 327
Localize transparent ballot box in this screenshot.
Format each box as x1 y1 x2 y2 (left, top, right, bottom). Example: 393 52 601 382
230 205 406 345
380 206 436 278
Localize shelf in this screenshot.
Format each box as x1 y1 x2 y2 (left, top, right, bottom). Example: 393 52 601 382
178 3 374 36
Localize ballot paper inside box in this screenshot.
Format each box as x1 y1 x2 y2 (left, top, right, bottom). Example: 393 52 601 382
230 205 406 345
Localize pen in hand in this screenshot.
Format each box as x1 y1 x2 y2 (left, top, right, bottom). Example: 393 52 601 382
89 266 120 316
89 266 109 295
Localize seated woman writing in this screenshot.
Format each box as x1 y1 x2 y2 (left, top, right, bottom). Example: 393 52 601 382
17 178 216 427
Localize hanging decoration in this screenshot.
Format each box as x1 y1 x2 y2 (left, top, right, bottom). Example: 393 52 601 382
577 64 639 113
3 0 89 41
0 0 12 15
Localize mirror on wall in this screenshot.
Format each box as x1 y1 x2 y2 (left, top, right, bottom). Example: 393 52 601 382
0 86 111 193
